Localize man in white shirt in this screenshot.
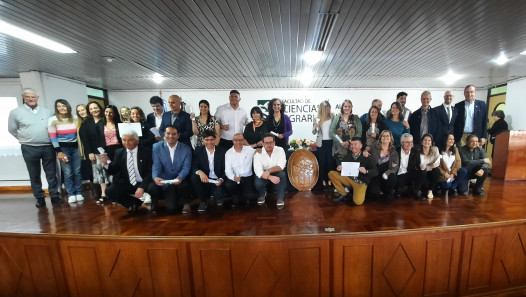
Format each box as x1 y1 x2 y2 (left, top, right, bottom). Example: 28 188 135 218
214 90 249 150
253 133 287 208
191 130 226 212
146 96 164 141
224 133 258 206
395 133 422 199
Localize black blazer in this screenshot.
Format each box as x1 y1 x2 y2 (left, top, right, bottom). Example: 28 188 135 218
191 146 226 180
408 108 436 145
397 146 421 174
79 118 104 155
146 112 156 129
138 122 156 148
454 100 488 141
432 104 457 150
487 118 508 144
105 145 153 189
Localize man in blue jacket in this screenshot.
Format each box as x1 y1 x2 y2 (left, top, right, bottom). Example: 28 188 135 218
454 85 488 147
158 95 193 147
148 126 192 214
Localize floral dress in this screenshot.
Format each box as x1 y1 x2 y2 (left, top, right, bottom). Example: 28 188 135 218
195 115 218 147
332 115 362 160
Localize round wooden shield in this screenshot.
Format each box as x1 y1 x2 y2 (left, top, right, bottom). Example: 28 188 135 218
287 149 319 191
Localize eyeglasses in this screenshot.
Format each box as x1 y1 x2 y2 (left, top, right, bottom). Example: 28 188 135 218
263 141 275 145
233 139 244 142
402 141 413 143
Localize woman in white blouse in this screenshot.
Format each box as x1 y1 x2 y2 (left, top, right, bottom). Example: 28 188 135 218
418 134 441 199
312 101 334 191
438 134 469 196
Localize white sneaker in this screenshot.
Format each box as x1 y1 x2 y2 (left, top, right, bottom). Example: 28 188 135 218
75 194 84 202
142 193 151 204
68 196 77 203
257 196 266 205
276 199 284 208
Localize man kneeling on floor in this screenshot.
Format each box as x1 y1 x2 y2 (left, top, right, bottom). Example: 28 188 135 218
253 133 287 208
328 137 377 205
101 129 152 217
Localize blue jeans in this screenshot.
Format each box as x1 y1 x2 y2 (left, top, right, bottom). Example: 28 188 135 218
254 170 286 201
61 146 83 196
441 168 469 193
20 144 60 200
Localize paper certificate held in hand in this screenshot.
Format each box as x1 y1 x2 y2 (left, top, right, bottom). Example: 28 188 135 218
341 162 360 177
118 123 142 137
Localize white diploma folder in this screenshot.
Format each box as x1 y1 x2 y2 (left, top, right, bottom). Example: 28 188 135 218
118 123 142 137
341 162 360 177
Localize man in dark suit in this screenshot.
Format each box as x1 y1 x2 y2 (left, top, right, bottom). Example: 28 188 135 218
454 85 488 147
158 94 193 147
408 91 436 146
433 90 457 150
146 96 164 141
191 130 226 213
148 125 192 214
395 133 423 199
101 130 152 217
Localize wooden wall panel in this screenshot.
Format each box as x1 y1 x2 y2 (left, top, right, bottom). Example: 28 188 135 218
60 240 192 297
333 231 462 297
0 237 67 297
459 224 526 296
286 242 330 297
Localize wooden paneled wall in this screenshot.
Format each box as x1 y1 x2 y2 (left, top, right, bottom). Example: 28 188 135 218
1 222 526 297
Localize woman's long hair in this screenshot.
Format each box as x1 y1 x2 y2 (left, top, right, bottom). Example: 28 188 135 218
375 130 395 152
388 102 404 121
366 105 381 125
130 106 146 123
86 101 104 120
103 105 122 125
317 100 331 123
198 99 213 124
54 99 74 122
268 98 285 117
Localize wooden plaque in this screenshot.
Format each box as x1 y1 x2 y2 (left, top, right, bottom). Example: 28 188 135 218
287 149 319 191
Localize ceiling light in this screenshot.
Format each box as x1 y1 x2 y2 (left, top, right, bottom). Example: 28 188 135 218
303 51 323 65
0 19 76 53
520 50 526 55
439 70 464 85
152 73 164 84
296 69 315 86
495 52 508 65
103 56 114 62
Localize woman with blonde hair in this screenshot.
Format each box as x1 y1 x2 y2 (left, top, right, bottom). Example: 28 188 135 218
367 130 399 200
329 99 362 161
312 100 334 191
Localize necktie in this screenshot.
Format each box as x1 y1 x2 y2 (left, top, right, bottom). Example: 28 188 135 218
127 150 137 186
447 106 451 123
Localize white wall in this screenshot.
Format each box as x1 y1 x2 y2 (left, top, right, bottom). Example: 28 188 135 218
109 88 476 141
0 73 88 186
506 78 526 130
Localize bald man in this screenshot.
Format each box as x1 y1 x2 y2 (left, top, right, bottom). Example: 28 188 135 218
432 90 457 150
159 94 193 147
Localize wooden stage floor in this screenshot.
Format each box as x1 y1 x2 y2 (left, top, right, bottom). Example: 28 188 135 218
0 178 525 237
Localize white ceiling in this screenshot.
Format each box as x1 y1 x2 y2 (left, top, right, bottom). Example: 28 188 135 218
1 0 526 90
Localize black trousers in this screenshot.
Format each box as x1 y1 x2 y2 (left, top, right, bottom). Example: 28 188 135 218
421 168 441 192
396 170 423 195
190 174 225 203
224 176 258 204
147 179 190 211
218 138 233 151
106 181 143 208
468 166 488 192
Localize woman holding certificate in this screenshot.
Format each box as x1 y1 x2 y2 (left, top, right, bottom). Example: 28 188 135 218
362 105 386 152
265 98 292 150
130 106 156 148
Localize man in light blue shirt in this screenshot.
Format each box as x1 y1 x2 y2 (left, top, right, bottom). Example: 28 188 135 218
454 85 488 147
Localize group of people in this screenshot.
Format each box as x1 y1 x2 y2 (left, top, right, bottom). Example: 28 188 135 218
8 86 506 216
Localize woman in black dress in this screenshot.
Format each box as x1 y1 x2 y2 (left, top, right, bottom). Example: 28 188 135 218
130 106 155 148
243 106 267 148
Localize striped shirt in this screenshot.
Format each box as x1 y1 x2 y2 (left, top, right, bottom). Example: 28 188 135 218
48 116 79 152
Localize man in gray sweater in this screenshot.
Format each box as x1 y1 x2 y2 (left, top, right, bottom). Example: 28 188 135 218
8 88 62 207
459 134 491 196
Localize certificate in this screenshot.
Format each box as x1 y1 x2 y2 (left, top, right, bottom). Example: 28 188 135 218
341 162 360 177
118 123 142 137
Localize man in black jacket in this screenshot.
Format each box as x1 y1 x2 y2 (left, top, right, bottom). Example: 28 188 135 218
191 130 226 212
328 137 378 205
395 133 422 199
101 130 152 217
408 91 436 146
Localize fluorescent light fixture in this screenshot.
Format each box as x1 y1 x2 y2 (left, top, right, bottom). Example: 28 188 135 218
152 73 165 84
439 70 464 85
303 50 323 65
296 69 315 86
495 52 508 65
0 19 76 53
520 50 526 55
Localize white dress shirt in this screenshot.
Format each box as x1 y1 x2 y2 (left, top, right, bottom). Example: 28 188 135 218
253 146 287 178
206 147 218 179
155 112 164 129
225 145 255 180
441 151 455 171
398 149 410 175
442 103 453 123
168 142 178 163
214 103 249 140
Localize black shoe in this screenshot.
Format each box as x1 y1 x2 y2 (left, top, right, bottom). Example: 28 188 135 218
125 203 140 217
394 191 402 199
333 194 347 202
449 189 458 197
473 189 484 196
51 197 64 204
35 199 46 208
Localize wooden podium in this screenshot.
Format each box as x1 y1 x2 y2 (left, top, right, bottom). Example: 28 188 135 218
492 130 526 180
